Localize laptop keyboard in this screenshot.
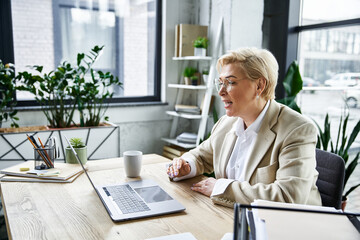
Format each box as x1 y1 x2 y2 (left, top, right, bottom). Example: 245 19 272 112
104 185 150 214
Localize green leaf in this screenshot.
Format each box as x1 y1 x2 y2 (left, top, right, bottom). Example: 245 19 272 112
345 120 360 153
34 65 43 72
283 61 303 97
277 96 301 113
77 53 85 66
343 183 360 198
316 135 321 149
344 153 359 187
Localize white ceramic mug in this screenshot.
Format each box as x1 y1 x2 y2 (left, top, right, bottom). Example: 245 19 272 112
123 150 142 177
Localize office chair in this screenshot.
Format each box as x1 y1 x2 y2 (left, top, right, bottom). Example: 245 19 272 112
315 149 345 209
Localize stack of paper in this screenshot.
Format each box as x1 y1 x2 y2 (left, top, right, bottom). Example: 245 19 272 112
0 161 84 183
247 200 359 240
176 132 197 144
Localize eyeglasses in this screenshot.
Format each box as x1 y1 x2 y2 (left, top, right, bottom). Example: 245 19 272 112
214 78 238 92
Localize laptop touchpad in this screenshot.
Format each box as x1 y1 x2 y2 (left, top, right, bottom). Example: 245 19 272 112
134 186 173 203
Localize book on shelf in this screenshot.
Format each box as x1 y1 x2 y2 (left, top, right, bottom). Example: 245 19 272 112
176 132 197 144
163 145 187 157
178 24 208 57
0 161 85 183
175 104 201 114
174 24 180 57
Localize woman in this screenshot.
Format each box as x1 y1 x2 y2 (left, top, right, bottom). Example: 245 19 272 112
167 47 322 208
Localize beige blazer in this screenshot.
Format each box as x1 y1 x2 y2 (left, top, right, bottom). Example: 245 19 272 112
182 100 322 208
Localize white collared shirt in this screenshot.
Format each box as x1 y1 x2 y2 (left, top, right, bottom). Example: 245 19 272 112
170 101 270 197
211 100 270 196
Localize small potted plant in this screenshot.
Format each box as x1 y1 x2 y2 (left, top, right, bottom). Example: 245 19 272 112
202 69 209 85
65 137 87 164
183 67 197 85
193 37 208 57
191 75 199 86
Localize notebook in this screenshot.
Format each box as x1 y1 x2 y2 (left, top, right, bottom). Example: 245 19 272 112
63 135 185 222
0 161 84 182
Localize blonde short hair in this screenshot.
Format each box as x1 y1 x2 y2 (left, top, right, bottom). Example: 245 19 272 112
217 48 278 100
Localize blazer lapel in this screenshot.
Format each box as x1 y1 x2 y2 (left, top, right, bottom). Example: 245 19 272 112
243 100 279 181
217 127 237 178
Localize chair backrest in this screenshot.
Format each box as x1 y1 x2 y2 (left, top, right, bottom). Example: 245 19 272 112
315 149 345 209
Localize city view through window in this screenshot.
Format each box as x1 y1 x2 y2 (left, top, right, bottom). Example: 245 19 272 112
297 0 360 152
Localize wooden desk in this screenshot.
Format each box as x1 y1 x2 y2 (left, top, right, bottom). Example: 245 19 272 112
1 154 233 239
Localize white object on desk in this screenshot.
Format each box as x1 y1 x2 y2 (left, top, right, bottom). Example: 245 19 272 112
250 200 359 240
221 232 233 240
123 150 143 177
145 232 197 240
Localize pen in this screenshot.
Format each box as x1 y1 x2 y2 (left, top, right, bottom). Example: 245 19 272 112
38 137 54 167
26 134 51 168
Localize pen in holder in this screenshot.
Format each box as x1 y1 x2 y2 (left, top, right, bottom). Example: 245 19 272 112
34 145 56 170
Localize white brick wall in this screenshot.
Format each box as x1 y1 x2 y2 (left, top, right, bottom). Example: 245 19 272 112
123 2 150 96
12 0 55 74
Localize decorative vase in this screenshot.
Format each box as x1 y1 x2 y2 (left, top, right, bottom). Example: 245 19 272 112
65 146 87 164
194 48 206 57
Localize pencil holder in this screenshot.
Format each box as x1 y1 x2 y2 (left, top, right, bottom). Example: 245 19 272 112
34 145 56 170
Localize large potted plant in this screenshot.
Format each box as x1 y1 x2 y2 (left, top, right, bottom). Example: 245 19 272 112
17 45 122 128
0 46 121 162
73 46 122 127
0 60 19 128
314 112 360 210
17 62 76 128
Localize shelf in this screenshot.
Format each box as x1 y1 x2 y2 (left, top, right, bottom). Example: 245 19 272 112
168 84 207 90
166 111 202 119
161 138 196 149
172 56 212 61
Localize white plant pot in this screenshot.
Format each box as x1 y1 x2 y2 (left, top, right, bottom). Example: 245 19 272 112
202 74 209 85
194 48 206 57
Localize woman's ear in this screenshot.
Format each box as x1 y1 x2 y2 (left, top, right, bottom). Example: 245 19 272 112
257 77 266 93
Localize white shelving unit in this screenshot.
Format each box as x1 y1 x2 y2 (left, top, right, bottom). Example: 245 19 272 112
162 56 214 149
162 18 224 149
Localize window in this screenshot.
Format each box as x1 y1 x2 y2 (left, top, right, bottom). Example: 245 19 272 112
9 0 161 106
295 0 360 134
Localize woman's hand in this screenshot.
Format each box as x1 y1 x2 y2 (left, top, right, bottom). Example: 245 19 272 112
191 177 217 197
167 158 191 178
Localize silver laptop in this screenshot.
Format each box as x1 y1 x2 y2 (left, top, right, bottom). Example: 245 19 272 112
64 135 185 222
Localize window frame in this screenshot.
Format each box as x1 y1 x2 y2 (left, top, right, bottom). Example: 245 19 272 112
287 2 360 80
262 0 360 99
0 0 162 107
